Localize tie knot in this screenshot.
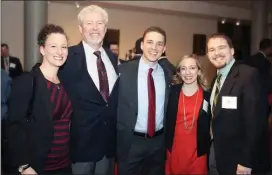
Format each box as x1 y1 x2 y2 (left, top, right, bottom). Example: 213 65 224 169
93 51 101 58
216 73 222 82
148 68 153 74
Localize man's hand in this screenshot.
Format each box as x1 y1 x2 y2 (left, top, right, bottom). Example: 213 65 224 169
21 167 37 175
236 164 252 174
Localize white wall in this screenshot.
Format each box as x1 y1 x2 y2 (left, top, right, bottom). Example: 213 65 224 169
48 2 217 63
2 1 217 81
1 1 24 65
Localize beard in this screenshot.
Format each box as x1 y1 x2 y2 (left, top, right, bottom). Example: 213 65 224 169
212 54 228 69
88 38 103 45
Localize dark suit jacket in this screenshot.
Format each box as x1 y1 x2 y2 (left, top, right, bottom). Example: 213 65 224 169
1 56 23 79
58 42 119 162
246 52 272 94
116 58 173 159
6 68 59 173
211 62 269 173
165 84 211 157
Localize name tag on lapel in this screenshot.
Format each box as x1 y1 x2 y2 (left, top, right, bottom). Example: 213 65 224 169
222 96 237 109
203 99 208 113
9 63 16 68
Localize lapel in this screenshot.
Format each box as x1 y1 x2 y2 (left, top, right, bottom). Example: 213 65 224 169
198 90 211 118
214 62 239 117
124 59 140 115
1 57 4 69
160 62 172 119
168 84 182 131
73 42 88 73
104 47 118 74
33 68 54 120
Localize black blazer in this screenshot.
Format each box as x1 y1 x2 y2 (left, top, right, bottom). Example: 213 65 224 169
1 56 23 79
165 84 211 157
116 58 173 159
6 68 60 173
58 42 119 162
210 62 269 174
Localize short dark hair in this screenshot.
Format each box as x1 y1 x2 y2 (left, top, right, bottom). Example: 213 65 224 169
135 37 143 54
108 41 118 48
259 38 272 50
1 43 9 49
37 24 67 47
207 33 233 48
142 26 167 44
108 41 118 46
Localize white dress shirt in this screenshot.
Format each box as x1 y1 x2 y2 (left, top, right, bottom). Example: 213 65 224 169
82 41 118 94
135 57 166 132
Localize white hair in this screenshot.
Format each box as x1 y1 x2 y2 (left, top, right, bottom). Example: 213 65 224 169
77 5 109 25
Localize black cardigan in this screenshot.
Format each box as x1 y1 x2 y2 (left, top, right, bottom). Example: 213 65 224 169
165 84 211 157
6 68 59 173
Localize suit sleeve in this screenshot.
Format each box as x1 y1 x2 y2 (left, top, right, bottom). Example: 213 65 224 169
15 57 23 74
240 69 266 168
6 73 33 167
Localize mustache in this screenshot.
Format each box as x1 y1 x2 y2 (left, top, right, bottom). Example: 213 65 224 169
213 54 225 59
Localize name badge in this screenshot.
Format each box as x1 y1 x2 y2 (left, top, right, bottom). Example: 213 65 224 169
9 63 16 68
222 96 237 109
203 99 208 112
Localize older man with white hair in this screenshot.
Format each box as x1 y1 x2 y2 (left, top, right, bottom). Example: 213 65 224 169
59 5 119 175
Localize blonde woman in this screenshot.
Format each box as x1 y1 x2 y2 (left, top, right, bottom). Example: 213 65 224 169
165 54 211 174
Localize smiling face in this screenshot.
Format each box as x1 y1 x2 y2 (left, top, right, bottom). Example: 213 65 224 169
178 57 199 85
207 37 234 69
40 33 68 67
79 11 107 48
141 31 166 63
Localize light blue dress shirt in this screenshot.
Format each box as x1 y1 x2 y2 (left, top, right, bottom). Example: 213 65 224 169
135 58 166 132
210 58 235 107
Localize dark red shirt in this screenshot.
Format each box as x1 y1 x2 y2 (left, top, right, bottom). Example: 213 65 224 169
44 80 72 171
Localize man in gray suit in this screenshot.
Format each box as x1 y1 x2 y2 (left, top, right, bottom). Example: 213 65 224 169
116 26 172 175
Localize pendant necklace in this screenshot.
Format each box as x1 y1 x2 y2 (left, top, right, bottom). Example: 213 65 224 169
182 88 199 133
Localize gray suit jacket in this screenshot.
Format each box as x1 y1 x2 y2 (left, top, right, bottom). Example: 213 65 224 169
116 58 173 159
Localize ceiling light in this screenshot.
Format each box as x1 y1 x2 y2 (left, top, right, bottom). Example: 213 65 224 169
75 1 80 8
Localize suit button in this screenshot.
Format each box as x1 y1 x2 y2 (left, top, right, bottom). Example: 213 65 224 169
104 121 107 125
106 104 108 107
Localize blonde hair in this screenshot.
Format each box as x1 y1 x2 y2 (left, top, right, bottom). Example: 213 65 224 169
172 54 209 91
77 5 109 25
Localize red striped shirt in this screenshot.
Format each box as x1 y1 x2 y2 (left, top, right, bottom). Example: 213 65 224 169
44 80 72 171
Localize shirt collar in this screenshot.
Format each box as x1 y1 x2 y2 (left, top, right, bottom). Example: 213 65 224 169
217 58 235 77
139 56 159 72
82 40 104 57
259 51 267 58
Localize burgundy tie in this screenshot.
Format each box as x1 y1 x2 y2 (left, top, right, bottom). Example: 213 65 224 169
93 51 109 102
147 68 156 137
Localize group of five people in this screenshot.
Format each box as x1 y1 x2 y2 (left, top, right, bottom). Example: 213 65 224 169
4 4 270 175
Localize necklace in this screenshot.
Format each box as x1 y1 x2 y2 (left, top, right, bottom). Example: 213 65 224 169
182 88 199 133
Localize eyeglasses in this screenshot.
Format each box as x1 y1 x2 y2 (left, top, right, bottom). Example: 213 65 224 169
207 45 228 54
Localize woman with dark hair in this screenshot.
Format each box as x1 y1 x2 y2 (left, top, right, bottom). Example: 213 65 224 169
6 24 72 174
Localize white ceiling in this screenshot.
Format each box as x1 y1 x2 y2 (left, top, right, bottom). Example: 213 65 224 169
208 1 252 9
